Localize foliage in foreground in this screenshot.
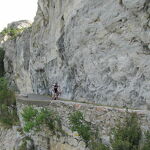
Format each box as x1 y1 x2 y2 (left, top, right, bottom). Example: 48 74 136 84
0 77 18 127
69 111 91 144
69 111 109 150
69 110 150 150
19 105 150 150
21 106 63 136
111 112 142 150
141 131 150 150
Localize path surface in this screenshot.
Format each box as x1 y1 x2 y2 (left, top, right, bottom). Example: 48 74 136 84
17 94 53 105
16 94 149 115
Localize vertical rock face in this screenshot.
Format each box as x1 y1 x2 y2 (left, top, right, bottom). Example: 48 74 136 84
1 21 33 94
2 0 150 109
29 0 84 96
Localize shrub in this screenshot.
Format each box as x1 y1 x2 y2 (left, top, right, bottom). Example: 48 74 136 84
141 131 150 150
21 106 38 132
69 111 109 150
0 77 18 127
22 107 63 135
0 27 26 39
69 111 91 144
111 112 142 150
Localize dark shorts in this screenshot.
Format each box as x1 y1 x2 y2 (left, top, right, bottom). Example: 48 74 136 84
54 88 58 93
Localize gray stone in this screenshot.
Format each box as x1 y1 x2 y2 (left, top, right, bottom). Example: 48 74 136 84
0 125 23 150
1 0 150 109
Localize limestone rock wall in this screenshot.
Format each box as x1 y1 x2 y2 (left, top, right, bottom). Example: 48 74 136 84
0 21 33 94
1 0 150 109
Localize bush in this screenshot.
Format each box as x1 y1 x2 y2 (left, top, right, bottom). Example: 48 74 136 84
141 131 150 150
111 112 142 150
0 27 26 39
69 111 91 144
22 107 63 135
21 106 38 132
0 77 18 127
69 111 109 150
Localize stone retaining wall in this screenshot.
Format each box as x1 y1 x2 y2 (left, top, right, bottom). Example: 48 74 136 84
17 98 150 150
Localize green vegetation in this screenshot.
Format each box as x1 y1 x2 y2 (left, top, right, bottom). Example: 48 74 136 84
22 106 63 136
0 47 5 77
69 111 91 144
69 111 109 150
0 27 26 39
141 131 150 150
111 112 142 150
0 77 18 127
69 111 150 150
89 142 109 150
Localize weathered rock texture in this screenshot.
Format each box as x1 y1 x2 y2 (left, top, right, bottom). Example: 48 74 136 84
1 0 150 109
0 20 33 93
0 126 22 150
17 97 150 150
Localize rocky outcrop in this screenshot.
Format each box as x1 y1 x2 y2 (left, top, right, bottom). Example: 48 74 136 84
1 0 150 109
0 125 35 150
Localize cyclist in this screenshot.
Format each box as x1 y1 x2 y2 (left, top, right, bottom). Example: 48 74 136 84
52 83 61 100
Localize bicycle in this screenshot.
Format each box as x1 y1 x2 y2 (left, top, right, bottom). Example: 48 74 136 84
51 90 61 100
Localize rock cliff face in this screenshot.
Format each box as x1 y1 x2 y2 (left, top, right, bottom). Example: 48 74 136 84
1 0 150 109
0 20 33 93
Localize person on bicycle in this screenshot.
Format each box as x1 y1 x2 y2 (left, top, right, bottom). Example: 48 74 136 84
52 83 60 100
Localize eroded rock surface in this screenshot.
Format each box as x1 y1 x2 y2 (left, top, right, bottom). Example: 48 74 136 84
1 0 150 109
0 126 22 150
